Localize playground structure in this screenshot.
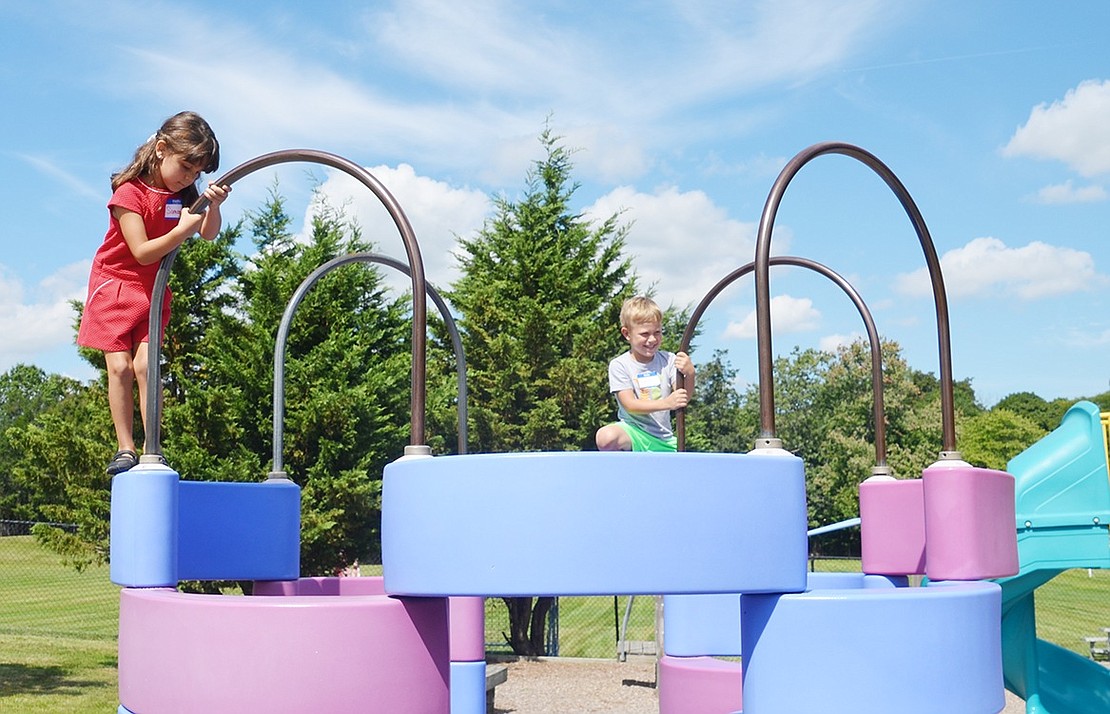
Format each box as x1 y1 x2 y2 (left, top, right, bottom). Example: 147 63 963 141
108 144 1110 713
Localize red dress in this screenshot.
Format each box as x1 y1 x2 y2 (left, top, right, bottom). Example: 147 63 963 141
76 180 182 352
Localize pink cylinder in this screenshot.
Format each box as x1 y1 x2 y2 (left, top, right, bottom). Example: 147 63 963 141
448 596 486 662
119 586 449 713
658 655 742 714
923 464 1019 580
860 477 926 576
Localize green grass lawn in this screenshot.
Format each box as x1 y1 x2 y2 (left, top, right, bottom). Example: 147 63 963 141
3 539 1107 713
1032 567 1110 655
1 536 120 712
485 595 659 658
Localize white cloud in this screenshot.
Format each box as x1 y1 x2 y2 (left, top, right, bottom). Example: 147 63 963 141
1002 79 1110 176
122 46 529 172
309 170 771 314
0 261 89 371
723 294 820 339
584 185 764 308
819 332 865 352
1031 180 1107 205
894 236 1098 300
304 165 491 293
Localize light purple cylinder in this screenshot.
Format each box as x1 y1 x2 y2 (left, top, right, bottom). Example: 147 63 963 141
448 596 486 662
860 477 926 575
118 587 449 713
658 655 743 714
923 464 1019 580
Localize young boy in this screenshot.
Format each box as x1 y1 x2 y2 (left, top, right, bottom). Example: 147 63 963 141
595 296 695 452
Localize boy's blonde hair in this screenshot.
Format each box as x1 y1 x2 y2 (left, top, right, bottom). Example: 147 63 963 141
620 296 662 328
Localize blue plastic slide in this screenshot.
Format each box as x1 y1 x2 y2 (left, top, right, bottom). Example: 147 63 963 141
997 401 1110 713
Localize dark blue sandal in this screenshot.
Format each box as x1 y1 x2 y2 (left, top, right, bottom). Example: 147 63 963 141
106 449 138 475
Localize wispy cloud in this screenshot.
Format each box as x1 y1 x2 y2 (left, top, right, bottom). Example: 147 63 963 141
1030 180 1107 205
367 0 895 111
306 164 491 292
819 331 866 352
894 236 1100 300
17 154 101 200
1063 325 1110 348
74 0 897 187
310 164 770 311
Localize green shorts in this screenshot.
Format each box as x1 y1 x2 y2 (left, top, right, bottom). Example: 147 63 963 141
615 421 677 452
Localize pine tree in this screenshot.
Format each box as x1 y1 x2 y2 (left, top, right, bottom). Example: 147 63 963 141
448 126 636 655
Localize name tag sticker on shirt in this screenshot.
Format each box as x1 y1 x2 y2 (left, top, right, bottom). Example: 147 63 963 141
165 199 182 220
634 370 662 400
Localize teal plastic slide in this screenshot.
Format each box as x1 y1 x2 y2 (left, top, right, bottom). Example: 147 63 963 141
998 401 1110 713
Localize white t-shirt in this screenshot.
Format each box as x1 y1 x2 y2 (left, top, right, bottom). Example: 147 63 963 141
607 350 677 439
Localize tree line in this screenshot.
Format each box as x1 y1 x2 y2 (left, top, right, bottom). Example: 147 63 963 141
2 128 1107 654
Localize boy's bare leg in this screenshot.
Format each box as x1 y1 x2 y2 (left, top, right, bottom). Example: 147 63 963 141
595 424 632 451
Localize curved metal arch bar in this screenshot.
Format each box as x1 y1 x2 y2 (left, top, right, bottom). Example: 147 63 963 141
269 252 467 477
143 149 428 459
677 256 886 467
754 142 956 454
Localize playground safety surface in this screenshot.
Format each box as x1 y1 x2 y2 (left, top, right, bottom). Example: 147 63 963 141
488 657 1028 714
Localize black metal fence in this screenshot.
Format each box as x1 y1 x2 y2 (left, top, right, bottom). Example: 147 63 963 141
5 521 1107 662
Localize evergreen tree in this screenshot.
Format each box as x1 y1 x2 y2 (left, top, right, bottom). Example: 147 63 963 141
447 126 636 655
449 127 636 454
682 350 747 453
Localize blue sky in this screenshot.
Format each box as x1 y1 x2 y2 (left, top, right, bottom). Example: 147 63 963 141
2 1 1108 408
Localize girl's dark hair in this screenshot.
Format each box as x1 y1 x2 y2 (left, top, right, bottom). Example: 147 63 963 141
111 111 220 205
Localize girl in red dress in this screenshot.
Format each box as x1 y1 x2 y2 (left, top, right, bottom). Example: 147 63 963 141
77 111 230 474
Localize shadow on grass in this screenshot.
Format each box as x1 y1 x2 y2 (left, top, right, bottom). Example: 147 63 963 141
0 662 108 697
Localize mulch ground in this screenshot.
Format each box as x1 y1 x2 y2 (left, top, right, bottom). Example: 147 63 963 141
488 657 1028 714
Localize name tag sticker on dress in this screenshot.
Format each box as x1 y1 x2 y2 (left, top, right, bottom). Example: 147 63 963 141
165 199 183 220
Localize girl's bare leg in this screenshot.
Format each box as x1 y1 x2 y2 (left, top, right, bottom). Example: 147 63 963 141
105 350 137 453
133 341 149 438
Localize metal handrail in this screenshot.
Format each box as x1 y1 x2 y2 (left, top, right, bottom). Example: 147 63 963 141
753 142 957 458
677 256 886 469
269 252 467 478
142 149 428 461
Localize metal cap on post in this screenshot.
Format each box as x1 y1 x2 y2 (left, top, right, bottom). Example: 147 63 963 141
867 464 894 481
932 450 968 467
